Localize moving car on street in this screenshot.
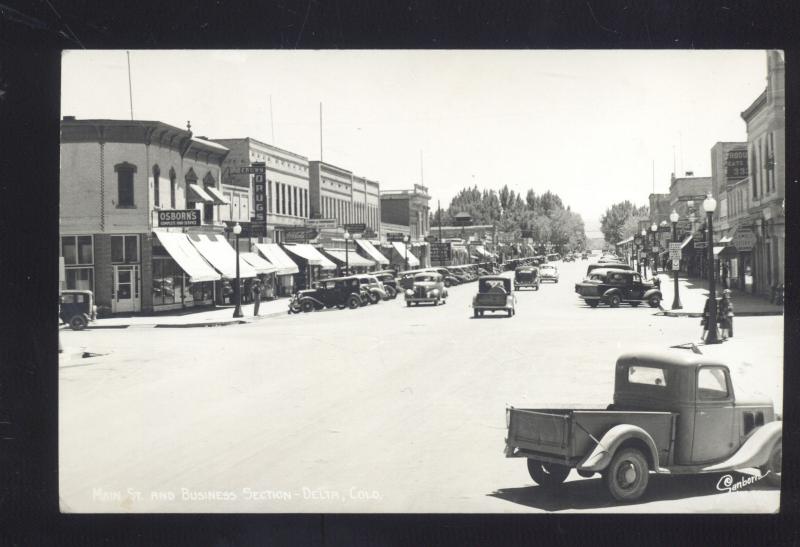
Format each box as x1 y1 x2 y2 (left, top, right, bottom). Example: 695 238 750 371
289 276 368 313
405 272 448 306
539 264 559 283
514 266 540 291
504 351 782 502
472 276 515 317
59 290 97 330
575 269 662 308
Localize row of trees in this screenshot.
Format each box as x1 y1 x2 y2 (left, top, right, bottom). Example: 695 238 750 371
599 201 650 245
431 185 587 250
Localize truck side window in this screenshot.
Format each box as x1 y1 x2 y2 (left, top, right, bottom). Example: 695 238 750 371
628 366 667 387
698 367 729 400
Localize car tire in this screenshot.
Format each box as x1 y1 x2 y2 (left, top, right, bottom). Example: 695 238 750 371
586 299 599 308
604 448 649 502
473 309 479 318
648 295 661 308
406 301 411 307
761 437 781 487
347 296 361 309
368 292 380 305
434 298 440 306
301 300 315 313
69 316 87 331
444 279 452 287
527 459 570 488
609 294 622 308
385 286 397 299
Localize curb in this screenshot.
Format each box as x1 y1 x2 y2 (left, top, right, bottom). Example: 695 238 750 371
82 309 290 330
659 311 783 318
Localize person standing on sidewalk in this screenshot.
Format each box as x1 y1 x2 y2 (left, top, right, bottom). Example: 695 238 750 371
722 262 729 289
719 289 734 340
252 280 261 317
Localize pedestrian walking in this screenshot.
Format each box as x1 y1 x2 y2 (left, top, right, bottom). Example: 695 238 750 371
719 289 734 340
700 296 719 342
252 280 261 317
721 262 729 289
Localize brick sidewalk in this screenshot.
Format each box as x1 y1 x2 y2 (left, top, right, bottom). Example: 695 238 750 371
654 272 783 317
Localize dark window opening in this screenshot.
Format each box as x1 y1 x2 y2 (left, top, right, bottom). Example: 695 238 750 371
115 162 137 207
743 412 755 435
169 168 177 208
111 235 139 264
204 203 214 223
153 165 161 207
755 412 765 427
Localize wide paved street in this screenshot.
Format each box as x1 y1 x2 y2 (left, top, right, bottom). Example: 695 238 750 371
59 260 782 513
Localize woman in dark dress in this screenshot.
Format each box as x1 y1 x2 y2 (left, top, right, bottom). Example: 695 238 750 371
719 289 734 340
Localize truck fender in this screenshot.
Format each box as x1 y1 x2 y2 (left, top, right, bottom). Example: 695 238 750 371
602 288 621 298
643 289 662 299
702 420 782 472
577 424 661 473
300 296 324 307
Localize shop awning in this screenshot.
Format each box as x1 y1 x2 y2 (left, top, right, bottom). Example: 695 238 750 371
617 236 634 246
187 184 214 203
679 235 694 249
323 249 375 268
282 244 337 270
719 246 738 258
254 243 299 275
153 231 221 282
355 239 390 266
391 241 420 267
240 252 278 275
205 186 230 205
187 233 257 279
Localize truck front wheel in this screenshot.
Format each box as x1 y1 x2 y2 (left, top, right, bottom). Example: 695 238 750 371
604 448 649 502
527 459 570 488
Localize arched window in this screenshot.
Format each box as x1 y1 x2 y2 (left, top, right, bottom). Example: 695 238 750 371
185 167 198 185
114 162 137 207
203 171 215 188
152 164 161 207
169 167 177 208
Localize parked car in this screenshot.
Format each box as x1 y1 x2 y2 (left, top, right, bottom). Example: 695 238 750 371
472 276 516 318
539 264 559 283
59 290 97 330
405 272 448 306
574 269 662 308
563 254 574 263
425 267 461 287
288 276 367 313
356 275 389 303
397 269 428 290
505 351 782 501
374 272 398 299
581 252 589 260
514 266 540 291
447 267 472 284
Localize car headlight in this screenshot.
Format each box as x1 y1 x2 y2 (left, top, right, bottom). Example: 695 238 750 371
405 289 414 296
430 289 439 296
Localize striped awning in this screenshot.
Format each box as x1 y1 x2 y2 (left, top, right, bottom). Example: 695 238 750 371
187 184 214 203
254 243 299 275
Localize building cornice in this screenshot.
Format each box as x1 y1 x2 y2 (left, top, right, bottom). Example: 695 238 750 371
741 89 768 122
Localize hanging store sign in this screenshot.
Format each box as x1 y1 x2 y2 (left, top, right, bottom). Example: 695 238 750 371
236 165 267 175
307 218 338 229
694 241 708 249
251 162 267 237
157 209 201 227
732 228 756 251
344 223 367 234
672 258 681 271
283 227 316 243
430 242 452 262
386 232 407 242
669 242 682 260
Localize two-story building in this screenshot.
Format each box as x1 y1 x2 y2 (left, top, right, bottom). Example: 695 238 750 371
59 117 253 315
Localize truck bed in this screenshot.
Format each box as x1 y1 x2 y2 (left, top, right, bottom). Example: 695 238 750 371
474 294 508 307
506 408 674 465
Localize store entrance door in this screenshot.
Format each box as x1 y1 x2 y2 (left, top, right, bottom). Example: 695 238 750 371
112 265 140 313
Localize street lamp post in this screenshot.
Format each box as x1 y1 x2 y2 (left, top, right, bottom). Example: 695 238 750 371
650 222 658 275
670 210 682 310
232 222 243 318
703 195 720 344
641 229 648 277
404 234 410 271
343 230 350 276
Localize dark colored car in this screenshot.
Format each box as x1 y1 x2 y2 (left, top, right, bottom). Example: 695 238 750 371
574 269 663 308
289 276 367 313
59 290 97 330
374 272 398 299
426 267 461 287
586 263 633 278
514 266 540 291
472 276 515 317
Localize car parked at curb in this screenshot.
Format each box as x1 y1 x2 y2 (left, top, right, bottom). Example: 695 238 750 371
373 271 398 299
505 351 782 502
59 290 97 330
356 275 389 303
575 269 662 308
288 276 368 313
425 267 461 287
405 272 448 306
472 276 516 317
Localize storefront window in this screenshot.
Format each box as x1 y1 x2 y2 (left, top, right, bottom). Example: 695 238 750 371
62 235 93 265
66 267 94 291
111 235 140 264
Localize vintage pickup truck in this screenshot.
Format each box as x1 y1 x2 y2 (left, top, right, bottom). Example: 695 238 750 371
505 351 781 501
473 276 515 317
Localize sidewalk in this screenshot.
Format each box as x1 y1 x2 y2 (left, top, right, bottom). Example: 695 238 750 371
70 297 291 329
653 272 783 317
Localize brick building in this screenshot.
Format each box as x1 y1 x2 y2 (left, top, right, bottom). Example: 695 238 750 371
379 184 431 241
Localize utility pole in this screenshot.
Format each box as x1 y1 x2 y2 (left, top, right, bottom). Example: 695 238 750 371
319 102 323 161
126 51 134 120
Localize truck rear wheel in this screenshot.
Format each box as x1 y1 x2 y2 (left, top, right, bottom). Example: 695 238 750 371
604 448 649 502
69 315 87 330
527 459 570 488
608 294 622 308
761 437 781 487
347 296 361 309
648 294 661 308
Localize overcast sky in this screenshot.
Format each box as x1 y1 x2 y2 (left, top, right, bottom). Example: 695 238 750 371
61 50 770 237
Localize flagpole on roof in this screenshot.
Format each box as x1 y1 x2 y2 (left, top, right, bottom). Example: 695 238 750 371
126 51 134 120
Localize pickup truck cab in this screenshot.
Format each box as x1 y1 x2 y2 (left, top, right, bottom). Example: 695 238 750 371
472 276 515 317
505 351 782 501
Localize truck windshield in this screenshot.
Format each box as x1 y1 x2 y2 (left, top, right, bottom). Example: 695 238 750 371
628 366 667 387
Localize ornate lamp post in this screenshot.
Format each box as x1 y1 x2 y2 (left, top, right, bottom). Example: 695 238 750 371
641 229 648 277
404 234 411 271
670 209 682 310
634 234 642 275
343 230 350 276
703 194 720 344
232 222 243 318
650 222 658 275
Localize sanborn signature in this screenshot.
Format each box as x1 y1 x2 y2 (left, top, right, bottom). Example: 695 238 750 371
716 472 769 493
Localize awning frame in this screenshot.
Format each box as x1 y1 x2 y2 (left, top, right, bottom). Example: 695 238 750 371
254 243 300 275
187 183 214 203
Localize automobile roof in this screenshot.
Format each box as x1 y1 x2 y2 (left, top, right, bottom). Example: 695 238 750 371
616 351 728 369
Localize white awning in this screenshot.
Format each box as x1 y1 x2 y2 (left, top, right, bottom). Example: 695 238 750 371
713 246 725 256
680 235 694 249
240 252 278 275
391 241 420 267
153 231 221 282
205 186 230 205
282 244 337 271
187 233 257 279
323 249 375 268
355 239 390 266
254 243 299 275
617 236 634 245
187 184 214 203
